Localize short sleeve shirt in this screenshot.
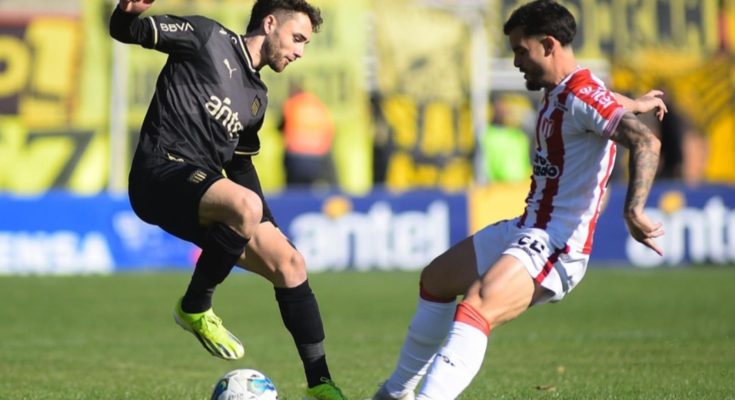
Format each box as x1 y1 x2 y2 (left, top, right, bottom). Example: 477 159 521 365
517 68 626 254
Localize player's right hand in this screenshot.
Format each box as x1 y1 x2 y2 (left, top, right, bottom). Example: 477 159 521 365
635 90 668 121
119 0 154 14
624 210 665 256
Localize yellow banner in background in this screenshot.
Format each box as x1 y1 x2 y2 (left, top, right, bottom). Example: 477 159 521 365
468 182 529 234
0 0 733 196
499 0 720 59
728 0 735 54
371 0 476 192
612 53 735 182
0 6 109 194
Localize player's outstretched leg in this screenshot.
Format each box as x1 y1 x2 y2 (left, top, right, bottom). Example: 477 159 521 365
416 255 536 399
371 291 455 400
174 298 245 360
415 302 489 400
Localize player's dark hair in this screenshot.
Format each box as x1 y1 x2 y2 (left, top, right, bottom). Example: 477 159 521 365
503 0 576 46
246 0 323 34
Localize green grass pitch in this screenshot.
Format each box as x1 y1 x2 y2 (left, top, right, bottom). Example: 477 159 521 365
1 267 734 399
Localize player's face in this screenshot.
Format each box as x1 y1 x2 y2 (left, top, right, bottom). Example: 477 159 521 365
263 12 313 73
508 27 549 91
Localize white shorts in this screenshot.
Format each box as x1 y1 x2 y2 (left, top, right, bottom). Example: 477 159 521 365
472 218 589 304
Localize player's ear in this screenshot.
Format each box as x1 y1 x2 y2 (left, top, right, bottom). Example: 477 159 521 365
539 36 555 55
263 14 277 34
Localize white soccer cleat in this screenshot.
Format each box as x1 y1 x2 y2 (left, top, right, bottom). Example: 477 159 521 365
371 383 415 400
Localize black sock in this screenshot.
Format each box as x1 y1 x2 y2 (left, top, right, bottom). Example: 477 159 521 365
274 280 331 388
181 223 248 313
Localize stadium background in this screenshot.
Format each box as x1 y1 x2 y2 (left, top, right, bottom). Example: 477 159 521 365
0 0 734 274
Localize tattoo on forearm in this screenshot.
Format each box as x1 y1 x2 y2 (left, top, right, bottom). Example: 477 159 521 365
613 113 660 213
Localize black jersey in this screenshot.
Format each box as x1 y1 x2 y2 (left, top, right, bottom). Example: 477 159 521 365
110 7 267 172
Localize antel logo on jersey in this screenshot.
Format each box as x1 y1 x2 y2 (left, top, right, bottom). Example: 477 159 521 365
532 154 560 178
205 95 243 138
579 86 615 109
159 22 194 32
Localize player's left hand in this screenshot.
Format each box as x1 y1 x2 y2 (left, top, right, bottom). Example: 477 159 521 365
635 90 668 121
624 210 665 256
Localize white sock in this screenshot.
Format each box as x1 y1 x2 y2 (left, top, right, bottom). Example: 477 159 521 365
416 322 488 400
384 297 456 397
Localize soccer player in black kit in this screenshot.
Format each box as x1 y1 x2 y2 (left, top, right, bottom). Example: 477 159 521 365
109 1 347 399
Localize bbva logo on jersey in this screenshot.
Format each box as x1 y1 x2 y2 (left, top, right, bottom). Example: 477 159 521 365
159 22 194 32
205 95 243 139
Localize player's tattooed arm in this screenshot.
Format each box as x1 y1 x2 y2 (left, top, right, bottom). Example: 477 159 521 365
610 112 665 256
612 113 659 211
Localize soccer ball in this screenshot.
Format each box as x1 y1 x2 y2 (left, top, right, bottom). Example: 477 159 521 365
210 369 278 400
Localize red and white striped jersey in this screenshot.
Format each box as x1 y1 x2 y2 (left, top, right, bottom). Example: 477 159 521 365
517 68 626 255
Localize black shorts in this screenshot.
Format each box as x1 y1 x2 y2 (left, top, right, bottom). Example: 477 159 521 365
128 159 275 247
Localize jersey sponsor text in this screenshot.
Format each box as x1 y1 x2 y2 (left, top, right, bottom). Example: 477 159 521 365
579 86 615 109
532 154 560 178
159 22 194 32
205 95 243 138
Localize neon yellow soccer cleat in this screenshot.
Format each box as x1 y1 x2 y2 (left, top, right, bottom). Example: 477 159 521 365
304 378 348 400
173 299 244 360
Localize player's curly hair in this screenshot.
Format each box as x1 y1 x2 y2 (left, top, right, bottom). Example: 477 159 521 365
502 0 576 46
246 0 323 34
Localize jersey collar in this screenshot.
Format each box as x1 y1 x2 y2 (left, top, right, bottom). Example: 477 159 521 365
548 66 586 96
237 35 257 74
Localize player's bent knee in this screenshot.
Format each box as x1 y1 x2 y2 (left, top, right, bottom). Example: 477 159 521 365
419 267 449 299
419 267 440 292
420 261 468 299
274 249 307 286
233 190 263 238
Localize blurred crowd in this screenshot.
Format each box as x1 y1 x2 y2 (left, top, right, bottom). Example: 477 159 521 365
0 0 731 195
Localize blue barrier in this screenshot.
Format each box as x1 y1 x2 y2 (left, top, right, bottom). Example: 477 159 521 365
0 184 732 274
0 192 195 274
591 182 735 267
268 189 468 271
0 189 468 273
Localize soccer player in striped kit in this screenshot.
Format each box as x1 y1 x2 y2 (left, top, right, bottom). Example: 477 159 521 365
372 1 667 399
